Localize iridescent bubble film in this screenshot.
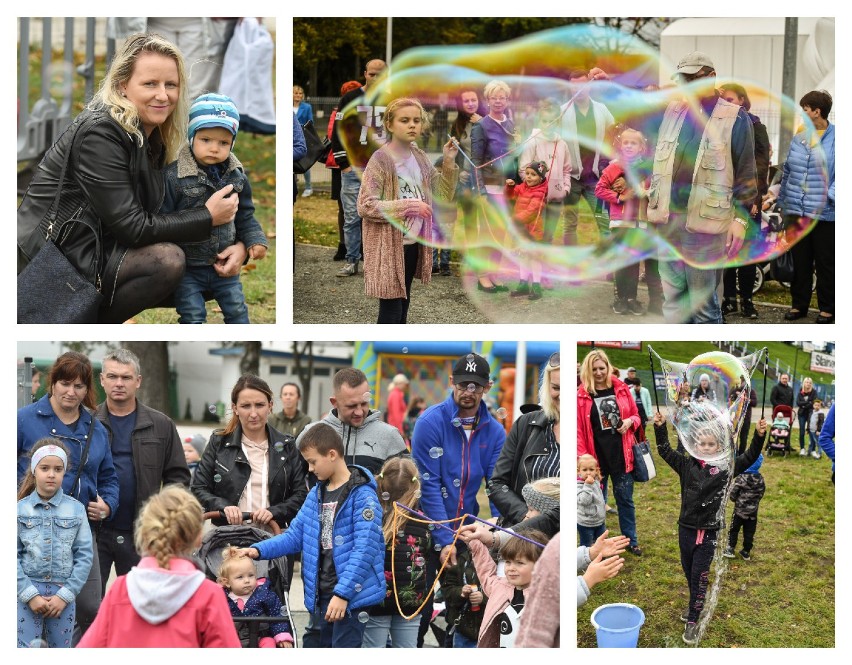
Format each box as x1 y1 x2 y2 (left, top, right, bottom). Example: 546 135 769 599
338 24 823 323
651 347 765 463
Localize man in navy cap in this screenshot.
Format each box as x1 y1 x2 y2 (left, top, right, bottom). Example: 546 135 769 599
411 352 506 566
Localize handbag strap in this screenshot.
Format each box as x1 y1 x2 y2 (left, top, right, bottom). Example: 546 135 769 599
68 408 96 502
41 117 89 241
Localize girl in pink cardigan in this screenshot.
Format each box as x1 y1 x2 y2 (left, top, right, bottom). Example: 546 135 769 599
458 526 550 648
357 98 458 323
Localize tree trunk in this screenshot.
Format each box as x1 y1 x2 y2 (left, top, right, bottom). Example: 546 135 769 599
240 342 262 375
122 341 171 416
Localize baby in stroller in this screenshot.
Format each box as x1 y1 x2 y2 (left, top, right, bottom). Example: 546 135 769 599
768 405 792 454
218 546 294 647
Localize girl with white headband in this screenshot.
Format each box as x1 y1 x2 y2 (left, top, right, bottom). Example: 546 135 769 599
17 438 93 648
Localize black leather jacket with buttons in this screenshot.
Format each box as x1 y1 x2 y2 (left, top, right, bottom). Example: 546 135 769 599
191 423 309 529
17 107 212 302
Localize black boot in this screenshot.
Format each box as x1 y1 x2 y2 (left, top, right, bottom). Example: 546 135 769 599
332 243 346 261
722 298 738 316
740 298 758 319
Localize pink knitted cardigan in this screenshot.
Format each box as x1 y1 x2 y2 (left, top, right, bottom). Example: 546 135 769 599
357 144 458 300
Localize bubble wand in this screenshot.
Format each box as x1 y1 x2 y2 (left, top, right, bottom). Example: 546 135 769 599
761 350 769 419
394 502 546 548
649 345 661 414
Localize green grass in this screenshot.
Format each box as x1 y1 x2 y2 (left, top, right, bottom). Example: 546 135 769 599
577 423 835 648
20 46 276 324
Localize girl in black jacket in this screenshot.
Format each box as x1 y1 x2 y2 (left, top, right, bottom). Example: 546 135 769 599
653 411 765 645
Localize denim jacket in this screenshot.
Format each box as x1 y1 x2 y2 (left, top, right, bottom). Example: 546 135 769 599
18 489 93 605
160 144 268 266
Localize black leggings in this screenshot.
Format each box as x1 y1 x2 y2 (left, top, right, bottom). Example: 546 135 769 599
728 513 758 552
679 526 717 623
97 243 185 323
377 243 419 324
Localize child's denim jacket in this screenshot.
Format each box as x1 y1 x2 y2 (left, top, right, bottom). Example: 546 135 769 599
17 488 93 605
160 144 268 267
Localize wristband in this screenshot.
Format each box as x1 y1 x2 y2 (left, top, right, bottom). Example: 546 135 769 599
733 217 748 229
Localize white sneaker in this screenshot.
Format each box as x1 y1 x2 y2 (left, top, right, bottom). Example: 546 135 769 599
799 449 808 456
811 451 821 459
302 188 313 197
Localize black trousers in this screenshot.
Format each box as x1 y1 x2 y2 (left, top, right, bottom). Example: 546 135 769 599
737 406 753 455
98 526 141 595
728 513 758 552
377 243 419 324
678 526 717 623
787 215 834 314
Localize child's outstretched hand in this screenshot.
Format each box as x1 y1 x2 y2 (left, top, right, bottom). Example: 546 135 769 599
583 552 625 590
654 412 665 427
248 244 267 261
442 138 459 162
756 418 767 436
506 179 516 187
589 530 631 560
237 547 259 559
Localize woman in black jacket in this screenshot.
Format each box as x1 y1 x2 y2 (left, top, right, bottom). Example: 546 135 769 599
796 377 816 455
192 374 308 531
17 33 241 323
489 352 560 536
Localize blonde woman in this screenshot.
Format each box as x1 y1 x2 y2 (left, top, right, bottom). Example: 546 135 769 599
796 376 816 455
577 348 642 555
358 97 458 323
18 33 240 323
489 351 561 536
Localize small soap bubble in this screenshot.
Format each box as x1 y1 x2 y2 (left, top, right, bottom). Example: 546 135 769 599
423 472 430 481
428 523 435 531
413 489 422 499
29 639 49 648
274 441 284 452
429 447 443 459
451 418 462 428
354 583 362 593
116 536 125 545
358 611 370 623
453 478 461 487
466 353 475 362
362 391 373 405
334 535 344 546
398 529 406 539
495 407 508 419
466 383 476 393
213 473 222 483
406 565 413 573
402 347 409 354
414 556 425 567
501 486 508 492
381 492 391 501
434 543 443 551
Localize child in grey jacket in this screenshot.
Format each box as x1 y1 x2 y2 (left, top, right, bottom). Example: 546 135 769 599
577 454 606 547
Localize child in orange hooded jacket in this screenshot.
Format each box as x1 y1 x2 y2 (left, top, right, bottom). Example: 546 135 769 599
505 161 549 300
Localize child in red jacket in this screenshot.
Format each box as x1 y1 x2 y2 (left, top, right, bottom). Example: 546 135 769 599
595 127 662 316
505 161 549 300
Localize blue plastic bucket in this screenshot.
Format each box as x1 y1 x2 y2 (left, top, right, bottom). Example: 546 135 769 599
590 603 645 648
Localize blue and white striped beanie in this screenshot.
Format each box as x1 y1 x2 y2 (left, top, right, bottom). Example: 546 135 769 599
188 93 240 144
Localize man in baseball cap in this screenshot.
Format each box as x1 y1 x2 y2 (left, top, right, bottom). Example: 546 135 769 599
411 352 506 566
643 47 757 325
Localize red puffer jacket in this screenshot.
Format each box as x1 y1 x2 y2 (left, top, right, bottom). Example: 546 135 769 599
577 376 640 473
505 178 548 232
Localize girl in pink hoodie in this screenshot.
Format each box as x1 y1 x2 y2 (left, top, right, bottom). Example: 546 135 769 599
78 486 239 648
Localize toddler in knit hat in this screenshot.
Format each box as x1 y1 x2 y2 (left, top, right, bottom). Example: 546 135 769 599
522 476 560 522
160 93 269 324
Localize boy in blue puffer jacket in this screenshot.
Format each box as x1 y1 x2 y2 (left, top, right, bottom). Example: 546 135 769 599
240 422 385 648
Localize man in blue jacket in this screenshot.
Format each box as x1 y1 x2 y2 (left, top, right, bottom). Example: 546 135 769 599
411 352 505 566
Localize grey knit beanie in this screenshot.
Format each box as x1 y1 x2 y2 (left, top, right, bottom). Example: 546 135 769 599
522 482 560 514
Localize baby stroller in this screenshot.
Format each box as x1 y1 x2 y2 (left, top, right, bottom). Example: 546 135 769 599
198 511 298 647
766 405 793 456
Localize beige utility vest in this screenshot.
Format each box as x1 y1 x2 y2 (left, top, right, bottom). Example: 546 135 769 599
647 97 740 234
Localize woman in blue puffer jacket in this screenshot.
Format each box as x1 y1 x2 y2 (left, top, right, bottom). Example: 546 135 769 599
778 90 835 324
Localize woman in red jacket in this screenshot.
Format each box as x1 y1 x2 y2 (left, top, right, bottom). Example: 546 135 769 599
577 348 643 555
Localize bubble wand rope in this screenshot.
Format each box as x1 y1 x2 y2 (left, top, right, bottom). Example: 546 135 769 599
389 504 467 621
761 350 769 420
649 345 661 414
394 502 547 549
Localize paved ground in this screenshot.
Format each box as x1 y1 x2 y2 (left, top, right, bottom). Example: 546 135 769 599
294 243 820 325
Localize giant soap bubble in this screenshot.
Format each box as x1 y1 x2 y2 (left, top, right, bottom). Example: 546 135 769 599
651 347 766 464
336 24 824 322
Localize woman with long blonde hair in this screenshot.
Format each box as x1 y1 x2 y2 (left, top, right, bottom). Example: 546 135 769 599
796 376 816 455
577 348 643 555
18 33 241 323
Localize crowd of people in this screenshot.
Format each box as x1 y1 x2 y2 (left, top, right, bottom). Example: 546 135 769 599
18 349 561 648
575 347 835 646
298 49 833 325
